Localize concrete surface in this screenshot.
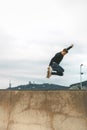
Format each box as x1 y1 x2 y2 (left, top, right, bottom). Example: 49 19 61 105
0 90 87 130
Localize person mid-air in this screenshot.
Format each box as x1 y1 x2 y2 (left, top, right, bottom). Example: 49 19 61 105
46 44 74 78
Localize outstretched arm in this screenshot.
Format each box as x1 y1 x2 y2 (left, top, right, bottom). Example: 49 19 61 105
66 44 74 50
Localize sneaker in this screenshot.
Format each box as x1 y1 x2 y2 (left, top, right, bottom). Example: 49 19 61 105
46 66 52 78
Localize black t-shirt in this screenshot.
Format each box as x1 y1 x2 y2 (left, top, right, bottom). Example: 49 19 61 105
49 52 64 66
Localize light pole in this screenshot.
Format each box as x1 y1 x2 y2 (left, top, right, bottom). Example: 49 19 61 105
80 64 83 89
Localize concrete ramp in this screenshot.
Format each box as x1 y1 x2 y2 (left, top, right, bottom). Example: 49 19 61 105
0 90 87 130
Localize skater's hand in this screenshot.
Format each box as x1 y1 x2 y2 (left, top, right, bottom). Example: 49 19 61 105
71 44 74 48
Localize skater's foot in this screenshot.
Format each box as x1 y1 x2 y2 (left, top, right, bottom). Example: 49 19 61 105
46 66 52 78
51 71 63 76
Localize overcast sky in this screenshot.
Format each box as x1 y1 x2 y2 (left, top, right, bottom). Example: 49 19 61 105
0 0 87 89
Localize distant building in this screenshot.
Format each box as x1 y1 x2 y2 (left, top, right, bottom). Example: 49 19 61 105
29 81 32 85
9 81 11 88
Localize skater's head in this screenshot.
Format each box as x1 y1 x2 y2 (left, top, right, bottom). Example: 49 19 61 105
61 49 68 55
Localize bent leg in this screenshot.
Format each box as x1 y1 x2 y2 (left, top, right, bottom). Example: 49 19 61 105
51 62 64 72
58 65 64 72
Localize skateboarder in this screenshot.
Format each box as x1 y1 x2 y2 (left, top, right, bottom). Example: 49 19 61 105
46 44 74 78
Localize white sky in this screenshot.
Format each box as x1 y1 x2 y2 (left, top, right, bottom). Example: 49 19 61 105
0 0 87 88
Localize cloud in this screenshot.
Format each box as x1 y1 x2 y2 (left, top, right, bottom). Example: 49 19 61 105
0 0 87 88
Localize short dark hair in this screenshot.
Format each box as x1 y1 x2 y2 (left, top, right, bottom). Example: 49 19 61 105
62 48 68 53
